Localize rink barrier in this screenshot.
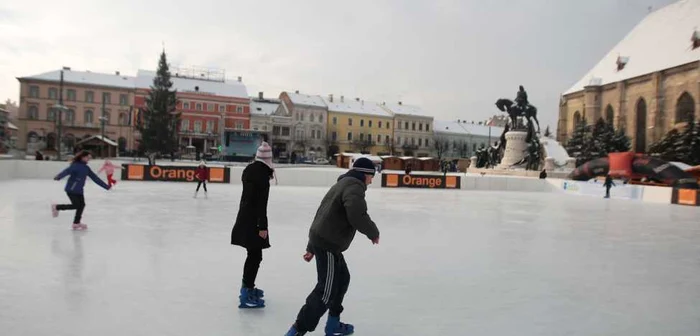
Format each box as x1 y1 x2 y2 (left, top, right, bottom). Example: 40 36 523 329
671 188 700 206
559 180 644 200
382 174 461 189
120 164 231 183
0 160 695 206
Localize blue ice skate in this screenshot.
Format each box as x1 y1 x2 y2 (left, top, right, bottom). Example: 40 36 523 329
241 283 264 298
284 325 305 336
325 315 354 335
238 288 265 309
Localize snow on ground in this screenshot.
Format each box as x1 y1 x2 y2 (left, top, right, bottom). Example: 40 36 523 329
1 181 699 336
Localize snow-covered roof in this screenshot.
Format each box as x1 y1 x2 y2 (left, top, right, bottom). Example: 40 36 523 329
382 103 432 119
20 69 135 89
434 120 504 137
564 0 700 94
324 98 392 117
76 135 118 147
7 121 18 130
285 92 326 108
250 100 279 116
135 70 248 98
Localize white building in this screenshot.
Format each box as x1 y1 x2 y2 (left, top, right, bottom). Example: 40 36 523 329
433 120 504 158
382 102 434 157
277 91 328 158
249 92 279 136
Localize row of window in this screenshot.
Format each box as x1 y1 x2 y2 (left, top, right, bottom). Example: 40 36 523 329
26 105 130 125
180 119 220 133
396 120 430 132
29 86 129 105
331 117 392 129
395 136 432 148
295 112 324 123
181 101 244 114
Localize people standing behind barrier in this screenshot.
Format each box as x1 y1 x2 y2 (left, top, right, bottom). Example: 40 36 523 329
405 162 412 175
51 150 111 230
604 174 616 198
193 162 209 198
231 141 275 309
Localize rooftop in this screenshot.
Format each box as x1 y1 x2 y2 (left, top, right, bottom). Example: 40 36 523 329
136 70 248 98
382 103 433 119
250 100 280 116
285 92 327 108
19 69 135 89
324 98 392 117
434 120 504 137
565 0 700 94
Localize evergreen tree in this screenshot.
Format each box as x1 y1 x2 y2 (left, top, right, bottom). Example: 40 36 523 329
565 118 592 166
649 128 683 162
610 128 631 153
137 51 179 156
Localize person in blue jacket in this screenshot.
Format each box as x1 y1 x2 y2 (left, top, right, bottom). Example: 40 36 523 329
51 150 111 230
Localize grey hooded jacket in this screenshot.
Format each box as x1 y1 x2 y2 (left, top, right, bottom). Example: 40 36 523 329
307 173 380 253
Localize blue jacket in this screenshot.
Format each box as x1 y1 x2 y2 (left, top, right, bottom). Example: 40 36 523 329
55 161 110 194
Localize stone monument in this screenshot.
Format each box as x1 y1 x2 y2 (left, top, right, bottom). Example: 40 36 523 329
494 86 541 170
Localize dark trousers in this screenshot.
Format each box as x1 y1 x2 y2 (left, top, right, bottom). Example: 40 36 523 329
605 186 611 198
242 248 262 289
295 245 350 333
196 180 207 192
56 192 86 224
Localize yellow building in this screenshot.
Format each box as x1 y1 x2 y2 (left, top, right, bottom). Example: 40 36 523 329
325 95 393 155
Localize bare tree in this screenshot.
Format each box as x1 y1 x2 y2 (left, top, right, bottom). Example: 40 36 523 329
433 136 450 160
385 137 397 156
352 138 374 154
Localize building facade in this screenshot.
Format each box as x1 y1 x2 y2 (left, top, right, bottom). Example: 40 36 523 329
325 95 393 155
382 102 434 156
250 92 279 137
134 69 250 155
433 120 504 158
558 0 700 153
16 68 136 156
277 91 328 159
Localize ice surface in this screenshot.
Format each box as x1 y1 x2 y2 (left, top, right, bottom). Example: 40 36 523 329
1 180 700 336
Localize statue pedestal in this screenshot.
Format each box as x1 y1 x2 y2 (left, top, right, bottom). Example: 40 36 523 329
496 130 528 169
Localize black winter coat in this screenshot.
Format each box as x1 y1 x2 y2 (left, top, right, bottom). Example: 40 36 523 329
231 161 274 249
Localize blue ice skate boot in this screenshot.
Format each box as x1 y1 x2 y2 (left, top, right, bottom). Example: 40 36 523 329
284 325 305 336
325 315 354 335
238 288 265 309
241 282 264 298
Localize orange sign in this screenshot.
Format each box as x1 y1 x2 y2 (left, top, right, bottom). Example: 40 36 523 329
382 174 460 189
121 164 230 183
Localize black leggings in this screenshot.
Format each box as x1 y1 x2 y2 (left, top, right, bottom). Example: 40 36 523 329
196 180 207 192
56 193 86 224
242 248 263 289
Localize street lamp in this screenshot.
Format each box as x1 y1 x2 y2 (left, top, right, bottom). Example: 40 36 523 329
52 103 68 160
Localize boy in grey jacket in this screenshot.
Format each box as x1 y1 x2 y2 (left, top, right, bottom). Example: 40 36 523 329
285 157 380 336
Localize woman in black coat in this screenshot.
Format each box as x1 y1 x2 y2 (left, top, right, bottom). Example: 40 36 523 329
231 142 275 308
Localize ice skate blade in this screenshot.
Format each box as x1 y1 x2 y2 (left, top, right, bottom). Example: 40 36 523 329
238 302 265 309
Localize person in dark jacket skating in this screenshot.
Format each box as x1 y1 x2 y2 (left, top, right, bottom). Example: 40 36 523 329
285 157 380 336
231 142 275 309
193 161 209 198
51 150 111 230
603 174 615 198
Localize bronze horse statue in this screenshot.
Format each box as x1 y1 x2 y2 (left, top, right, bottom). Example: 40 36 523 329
495 98 541 133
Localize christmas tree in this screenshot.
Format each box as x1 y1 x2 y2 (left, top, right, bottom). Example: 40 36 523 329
137 51 180 157
649 118 700 165
610 128 631 153
649 128 682 162
565 118 592 166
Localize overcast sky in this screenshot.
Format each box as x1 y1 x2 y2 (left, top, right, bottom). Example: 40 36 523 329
0 0 677 131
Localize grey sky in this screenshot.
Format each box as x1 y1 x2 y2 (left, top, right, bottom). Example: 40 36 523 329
0 0 676 131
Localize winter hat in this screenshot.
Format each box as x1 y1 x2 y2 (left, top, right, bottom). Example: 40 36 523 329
199 160 206 167
352 157 376 176
255 141 274 169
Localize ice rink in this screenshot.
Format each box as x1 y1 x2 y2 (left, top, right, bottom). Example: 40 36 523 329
1 180 700 336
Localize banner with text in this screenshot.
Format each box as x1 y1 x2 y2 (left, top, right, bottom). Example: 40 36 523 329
382 174 461 189
121 164 230 183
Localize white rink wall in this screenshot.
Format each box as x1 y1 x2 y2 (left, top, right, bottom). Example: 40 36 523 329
0 160 682 205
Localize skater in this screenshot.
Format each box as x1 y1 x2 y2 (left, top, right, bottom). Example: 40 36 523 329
539 169 547 179
604 174 615 198
231 141 275 309
194 162 209 198
405 162 412 175
98 159 120 187
285 157 380 336
51 150 111 230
